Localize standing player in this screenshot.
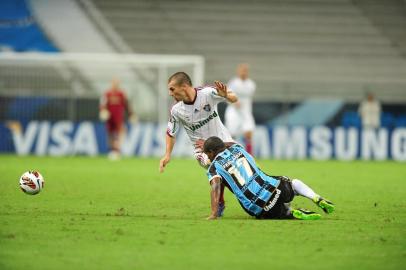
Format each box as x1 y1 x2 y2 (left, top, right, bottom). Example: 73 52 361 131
358 92 381 129
203 136 335 220
159 72 238 216
225 63 256 155
99 78 135 160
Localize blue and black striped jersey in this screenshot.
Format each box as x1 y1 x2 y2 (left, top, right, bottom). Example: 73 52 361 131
207 144 280 216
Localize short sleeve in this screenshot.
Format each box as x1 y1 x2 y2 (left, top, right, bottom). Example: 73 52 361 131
166 109 180 137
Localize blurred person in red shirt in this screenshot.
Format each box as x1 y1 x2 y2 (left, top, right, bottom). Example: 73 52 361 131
99 78 135 160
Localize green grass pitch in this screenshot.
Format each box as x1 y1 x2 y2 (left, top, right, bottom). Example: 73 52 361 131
0 155 405 270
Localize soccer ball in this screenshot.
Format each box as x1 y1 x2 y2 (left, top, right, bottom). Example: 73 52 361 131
19 171 45 195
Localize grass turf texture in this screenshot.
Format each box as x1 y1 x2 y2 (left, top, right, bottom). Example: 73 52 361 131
0 155 405 270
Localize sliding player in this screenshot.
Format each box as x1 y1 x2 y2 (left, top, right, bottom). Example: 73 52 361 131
203 136 335 220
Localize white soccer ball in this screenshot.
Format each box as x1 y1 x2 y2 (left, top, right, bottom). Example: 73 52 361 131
19 171 45 195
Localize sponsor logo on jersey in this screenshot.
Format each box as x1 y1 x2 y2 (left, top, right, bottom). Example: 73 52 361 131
263 189 281 211
189 111 218 131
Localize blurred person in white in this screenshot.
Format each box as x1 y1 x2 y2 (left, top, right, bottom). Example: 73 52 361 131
358 92 381 129
225 63 256 155
99 78 136 160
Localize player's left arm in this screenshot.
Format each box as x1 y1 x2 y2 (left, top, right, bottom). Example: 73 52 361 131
214 81 238 103
207 176 222 220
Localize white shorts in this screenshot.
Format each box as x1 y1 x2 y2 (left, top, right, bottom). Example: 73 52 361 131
225 107 255 137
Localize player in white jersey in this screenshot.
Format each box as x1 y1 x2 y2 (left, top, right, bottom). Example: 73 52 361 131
159 72 238 172
159 72 238 217
225 64 256 155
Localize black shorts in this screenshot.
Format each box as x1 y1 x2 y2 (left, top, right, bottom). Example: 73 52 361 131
257 176 295 219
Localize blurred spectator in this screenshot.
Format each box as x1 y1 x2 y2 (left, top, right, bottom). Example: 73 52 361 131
225 63 256 154
358 92 381 129
99 78 135 160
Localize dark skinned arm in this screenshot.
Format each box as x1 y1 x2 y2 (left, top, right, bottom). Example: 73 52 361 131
207 176 222 220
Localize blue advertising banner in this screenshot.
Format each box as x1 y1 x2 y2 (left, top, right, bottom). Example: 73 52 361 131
0 121 405 161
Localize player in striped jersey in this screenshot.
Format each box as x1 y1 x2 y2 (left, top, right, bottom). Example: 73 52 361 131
159 72 239 216
203 136 335 220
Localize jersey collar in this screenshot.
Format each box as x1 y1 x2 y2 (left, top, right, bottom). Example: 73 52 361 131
213 149 227 162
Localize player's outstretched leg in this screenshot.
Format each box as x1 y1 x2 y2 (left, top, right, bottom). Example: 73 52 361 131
291 179 335 214
291 208 321 220
313 196 335 214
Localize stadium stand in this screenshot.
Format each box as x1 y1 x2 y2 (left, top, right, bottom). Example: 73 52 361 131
270 99 344 127
0 1 101 121
1 0 405 124
354 0 406 56
0 0 71 105
0 0 58 52
90 0 406 103
29 0 117 53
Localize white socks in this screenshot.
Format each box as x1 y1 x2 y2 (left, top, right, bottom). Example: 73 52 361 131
291 179 318 201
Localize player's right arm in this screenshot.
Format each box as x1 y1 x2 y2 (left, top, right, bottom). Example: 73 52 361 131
207 176 222 220
159 111 180 173
159 134 175 173
214 81 238 103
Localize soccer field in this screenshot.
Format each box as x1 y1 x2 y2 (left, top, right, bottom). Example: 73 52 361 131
0 155 405 270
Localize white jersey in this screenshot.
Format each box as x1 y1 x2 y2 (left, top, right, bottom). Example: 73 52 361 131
225 77 256 135
358 100 381 128
227 77 256 115
167 86 234 146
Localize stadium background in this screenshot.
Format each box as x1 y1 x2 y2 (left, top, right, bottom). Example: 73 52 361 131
1 1 405 270
1 0 406 160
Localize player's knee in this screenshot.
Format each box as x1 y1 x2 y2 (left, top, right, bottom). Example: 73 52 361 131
291 179 302 194
292 178 302 184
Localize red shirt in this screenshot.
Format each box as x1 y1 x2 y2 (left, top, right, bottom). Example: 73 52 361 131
101 88 128 122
